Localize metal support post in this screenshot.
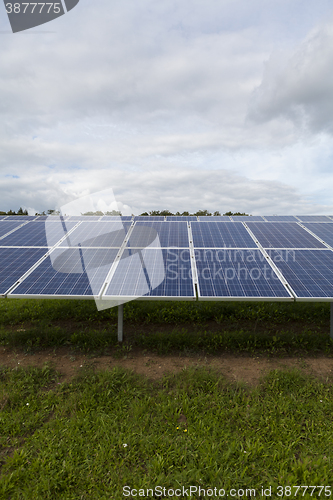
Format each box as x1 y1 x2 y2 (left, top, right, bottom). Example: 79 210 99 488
330 303 333 341
118 303 124 342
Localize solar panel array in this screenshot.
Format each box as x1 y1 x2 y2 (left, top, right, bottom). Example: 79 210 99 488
2 215 333 302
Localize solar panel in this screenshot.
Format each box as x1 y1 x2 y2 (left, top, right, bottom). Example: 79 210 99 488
191 222 256 248
67 215 101 221
0 216 8 220
58 221 127 248
195 249 291 299
9 248 119 298
104 248 195 299
3 216 36 221
100 216 132 222
296 216 332 222
0 221 26 239
198 216 231 221
230 216 265 221
271 249 333 299
263 216 299 222
299 223 333 248
166 216 197 221
127 222 189 248
0 221 77 247
133 216 165 222
0 247 48 295
246 222 325 248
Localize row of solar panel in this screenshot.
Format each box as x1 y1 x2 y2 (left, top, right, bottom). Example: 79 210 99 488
1 219 333 301
1 215 333 222
1 220 333 249
2 245 333 301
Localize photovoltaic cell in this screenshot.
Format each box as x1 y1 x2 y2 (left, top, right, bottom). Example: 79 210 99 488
246 222 325 248
134 216 165 221
127 222 189 248
230 216 265 221
59 222 127 248
10 248 118 297
263 216 299 222
104 248 195 298
166 216 197 221
191 222 256 248
271 249 333 298
195 249 291 299
67 216 101 221
302 223 333 248
198 216 231 221
100 216 132 222
0 248 48 295
0 221 77 247
296 216 332 222
0 221 26 239
4 216 36 221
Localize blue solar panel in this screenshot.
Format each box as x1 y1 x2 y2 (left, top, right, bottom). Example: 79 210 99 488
296 216 332 222
198 216 231 221
58 222 127 248
67 216 101 221
230 216 265 221
3 216 36 221
0 248 48 295
0 216 8 220
104 248 195 298
246 222 325 248
271 249 333 298
195 249 291 299
127 222 189 248
0 221 77 247
302 223 333 248
263 216 299 222
191 222 256 248
134 216 165 222
0 221 26 239
10 248 118 297
166 216 197 221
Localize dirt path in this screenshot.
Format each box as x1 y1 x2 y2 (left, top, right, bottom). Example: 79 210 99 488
1 346 333 386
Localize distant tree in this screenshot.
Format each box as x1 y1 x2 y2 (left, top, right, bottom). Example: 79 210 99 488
213 211 221 216
223 211 249 216
194 209 212 217
105 210 122 216
82 211 104 216
139 212 149 216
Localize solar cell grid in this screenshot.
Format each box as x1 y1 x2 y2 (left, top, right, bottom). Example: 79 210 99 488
0 221 77 247
191 222 256 248
263 216 298 222
198 216 231 221
0 247 48 295
104 248 195 298
166 216 197 221
134 216 165 221
4 216 36 221
302 223 333 248
195 249 291 299
59 221 127 248
230 216 265 222
296 216 332 222
246 222 325 248
10 248 118 297
127 221 189 248
0 221 26 239
271 249 333 299
67 216 101 221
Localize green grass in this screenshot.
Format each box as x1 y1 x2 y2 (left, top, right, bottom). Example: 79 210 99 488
0 365 332 499
0 298 332 355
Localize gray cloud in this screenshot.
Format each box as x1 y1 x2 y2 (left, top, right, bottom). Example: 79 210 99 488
248 17 333 134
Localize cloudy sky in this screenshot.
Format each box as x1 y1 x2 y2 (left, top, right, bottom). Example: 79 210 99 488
1 0 333 215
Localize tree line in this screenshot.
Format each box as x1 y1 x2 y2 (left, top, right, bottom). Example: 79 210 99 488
0 208 250 217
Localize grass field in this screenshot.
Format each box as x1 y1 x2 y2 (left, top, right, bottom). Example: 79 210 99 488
0 299 333 499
